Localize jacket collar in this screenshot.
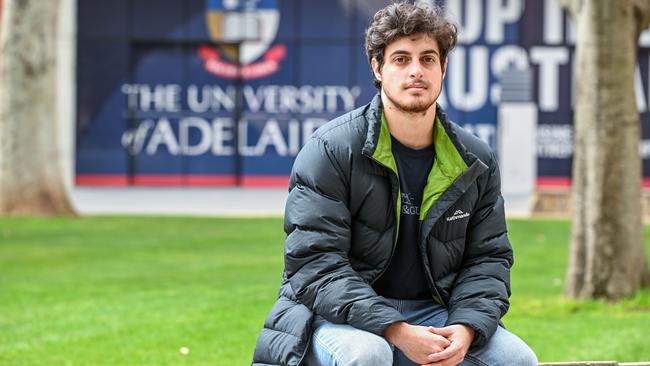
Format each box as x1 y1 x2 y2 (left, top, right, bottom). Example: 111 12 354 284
361 93 477 168
361 94 384 158
360 93 489 222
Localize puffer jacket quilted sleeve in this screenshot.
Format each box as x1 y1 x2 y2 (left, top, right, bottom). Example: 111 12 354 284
445 150 513 348
283 133 405 335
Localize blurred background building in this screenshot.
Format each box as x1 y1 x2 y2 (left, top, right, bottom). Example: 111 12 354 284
71 0 650 215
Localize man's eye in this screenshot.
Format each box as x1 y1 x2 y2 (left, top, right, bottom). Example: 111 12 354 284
394 57 407 64
423 57 436 63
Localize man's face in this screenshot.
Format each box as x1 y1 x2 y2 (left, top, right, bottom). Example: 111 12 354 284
372 34 446 114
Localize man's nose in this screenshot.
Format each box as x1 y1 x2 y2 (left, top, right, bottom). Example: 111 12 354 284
409 61 423 78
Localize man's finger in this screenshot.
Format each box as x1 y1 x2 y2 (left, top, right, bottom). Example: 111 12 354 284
426 327 452 347
427 342 459 362
429 326 454 337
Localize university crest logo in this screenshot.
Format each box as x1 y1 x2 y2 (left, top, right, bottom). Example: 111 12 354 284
199 0 286 79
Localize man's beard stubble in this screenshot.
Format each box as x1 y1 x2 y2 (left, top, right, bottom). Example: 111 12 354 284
382 83 439 115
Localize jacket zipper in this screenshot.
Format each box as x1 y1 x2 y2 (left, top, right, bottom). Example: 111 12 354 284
419 229 448 308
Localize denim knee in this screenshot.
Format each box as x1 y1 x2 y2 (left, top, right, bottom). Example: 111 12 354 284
465 327 538 366
511 342 538 366
345 339 393 366
501 334 538 366
307 321 393 366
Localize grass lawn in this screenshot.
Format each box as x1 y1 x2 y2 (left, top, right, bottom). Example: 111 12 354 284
0 216 649 365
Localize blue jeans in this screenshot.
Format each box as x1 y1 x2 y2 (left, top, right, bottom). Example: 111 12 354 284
304 298 538 366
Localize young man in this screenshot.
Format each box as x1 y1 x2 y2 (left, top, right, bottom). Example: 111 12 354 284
252 3 537 366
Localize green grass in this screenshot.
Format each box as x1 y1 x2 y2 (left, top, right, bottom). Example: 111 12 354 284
505 219 650 362
0 217 649 365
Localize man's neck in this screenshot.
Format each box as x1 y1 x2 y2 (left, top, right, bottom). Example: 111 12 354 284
381 95 437 150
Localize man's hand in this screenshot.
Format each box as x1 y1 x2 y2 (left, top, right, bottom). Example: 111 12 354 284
423 324 475 366
384 322 451 364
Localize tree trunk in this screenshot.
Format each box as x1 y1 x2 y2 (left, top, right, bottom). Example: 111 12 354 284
0 0 76 215
563 0 650 299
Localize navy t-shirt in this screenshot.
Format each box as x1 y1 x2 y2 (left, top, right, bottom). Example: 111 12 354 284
372 135 435 300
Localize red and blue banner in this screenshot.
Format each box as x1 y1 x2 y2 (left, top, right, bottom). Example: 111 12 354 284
75 0 650 188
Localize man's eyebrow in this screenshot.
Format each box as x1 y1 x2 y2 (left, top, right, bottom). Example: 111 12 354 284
388 49 440 57
388 50 411 57
422 49 440 56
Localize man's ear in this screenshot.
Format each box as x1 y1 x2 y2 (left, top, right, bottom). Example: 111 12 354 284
371 58 382 82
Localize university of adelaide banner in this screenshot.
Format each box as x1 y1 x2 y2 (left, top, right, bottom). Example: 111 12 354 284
76 0 650 187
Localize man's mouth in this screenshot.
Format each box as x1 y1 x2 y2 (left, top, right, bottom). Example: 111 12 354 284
405 83 427 90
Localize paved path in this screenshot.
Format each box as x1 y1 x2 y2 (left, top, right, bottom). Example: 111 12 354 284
71 187 288 217
71 187 530 217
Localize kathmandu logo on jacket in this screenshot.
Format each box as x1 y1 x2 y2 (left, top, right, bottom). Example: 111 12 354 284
446 209 470 222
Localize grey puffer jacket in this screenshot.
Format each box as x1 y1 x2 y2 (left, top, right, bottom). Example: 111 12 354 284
252 94 513 366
